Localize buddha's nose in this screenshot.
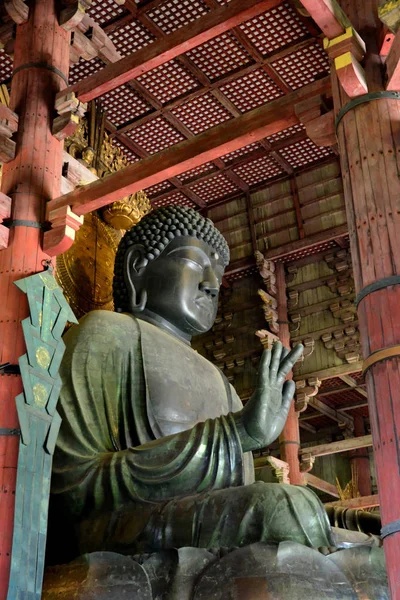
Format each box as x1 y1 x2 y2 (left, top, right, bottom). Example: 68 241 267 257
199 268 219 298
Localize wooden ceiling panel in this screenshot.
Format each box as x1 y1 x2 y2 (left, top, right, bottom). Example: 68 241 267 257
220 68 283 113
232 154 284 186
126 115 186 154
87 0 126 26
147 0 210 35
279 138 333 169
239 3 310 57
137 60 200 104
178 162 217 183
144 180 175 199
108 20 156 56
271 41 329 90
69 58 104 86
99 84 153 126
170 93 232 135
152 190 198 209
220 142 263 164
112 138 141 163
266 122 305 143
0 49 12 83
186 32 254 81
190 172 241 202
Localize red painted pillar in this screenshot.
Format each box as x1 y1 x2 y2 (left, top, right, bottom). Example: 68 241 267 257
332 1 400 596
0 2 69 597
277 263 303 485
350 415 372 497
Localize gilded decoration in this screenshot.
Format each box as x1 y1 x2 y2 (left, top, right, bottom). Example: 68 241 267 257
56 100 151 317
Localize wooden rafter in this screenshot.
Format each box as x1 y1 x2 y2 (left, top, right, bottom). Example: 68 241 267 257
299 434 373 458
60 0 285 103
47 76 330 218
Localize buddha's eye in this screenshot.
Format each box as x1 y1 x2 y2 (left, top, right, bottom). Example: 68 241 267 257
179 257 203 270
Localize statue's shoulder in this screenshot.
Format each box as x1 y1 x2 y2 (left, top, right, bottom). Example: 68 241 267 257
64 310 140 348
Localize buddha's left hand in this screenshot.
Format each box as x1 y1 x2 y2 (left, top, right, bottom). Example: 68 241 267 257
233 342 304 453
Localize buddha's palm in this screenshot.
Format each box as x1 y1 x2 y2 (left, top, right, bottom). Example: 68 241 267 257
234 342 304 453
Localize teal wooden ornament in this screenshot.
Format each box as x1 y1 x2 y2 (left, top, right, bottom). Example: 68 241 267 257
7 270 78 600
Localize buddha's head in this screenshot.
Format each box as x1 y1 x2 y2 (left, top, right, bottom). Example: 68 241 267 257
113 205 230 340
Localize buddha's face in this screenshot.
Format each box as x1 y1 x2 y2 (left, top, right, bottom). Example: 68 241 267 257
126 235 225 336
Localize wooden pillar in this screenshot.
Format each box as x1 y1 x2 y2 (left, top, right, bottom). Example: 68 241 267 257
350 415 372 497
332 1 400 596
0 2 69 597
277 263 303 484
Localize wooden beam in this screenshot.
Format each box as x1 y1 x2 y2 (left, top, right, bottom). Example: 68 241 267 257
308 396 354 429
299 420 317 433
298 0 350 39
299 434 373 458
294 361 363 381
339 374 368 398
264 223 348 260
47 77 330 219
304 472 340 498
325 494 379 509
60 0 284 103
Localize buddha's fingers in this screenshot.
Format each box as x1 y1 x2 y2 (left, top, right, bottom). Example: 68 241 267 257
269 342 283 379
276 344 304 386
256 348 272 387
281 379 296 412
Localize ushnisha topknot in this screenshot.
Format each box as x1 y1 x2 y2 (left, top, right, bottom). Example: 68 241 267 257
113 205 230 312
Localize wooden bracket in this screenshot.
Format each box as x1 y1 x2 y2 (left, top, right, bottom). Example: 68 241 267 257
295 96 336 146
0 192 11 250
300 452 315 473
255 329 280 350
43 205 84 256
255 251 277 295
0 21 15 58
53 92 87 141
378 0 400 33
4 0 29 25
295 376 321 412
266 456 290 484
324 27 367 98
0 104 18 164
59 0 92 31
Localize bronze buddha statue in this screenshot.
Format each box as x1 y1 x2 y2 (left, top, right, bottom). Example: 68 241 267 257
45 206 387 599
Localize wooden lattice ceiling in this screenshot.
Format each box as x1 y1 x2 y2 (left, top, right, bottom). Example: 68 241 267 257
0 0 337 210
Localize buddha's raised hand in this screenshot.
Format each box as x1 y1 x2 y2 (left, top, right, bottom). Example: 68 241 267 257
234 342 304 453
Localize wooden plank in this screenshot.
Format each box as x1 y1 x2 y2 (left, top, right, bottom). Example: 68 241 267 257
325 494 379 509
299 434 373 457
290 176 305 239
304 472 340 498
61 0 285 103
264 223 348 260
294 361 363 381
47 77 330 218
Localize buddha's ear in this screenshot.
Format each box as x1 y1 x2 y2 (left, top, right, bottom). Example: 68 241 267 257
123 244 148 313
124 244 148 277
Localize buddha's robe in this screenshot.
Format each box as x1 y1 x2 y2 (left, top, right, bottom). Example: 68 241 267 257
49 311 333 562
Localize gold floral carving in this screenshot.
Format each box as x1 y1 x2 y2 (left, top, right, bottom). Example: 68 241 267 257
36 346 51 369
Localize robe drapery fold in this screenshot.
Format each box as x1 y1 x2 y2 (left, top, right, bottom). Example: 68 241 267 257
49 311 333 561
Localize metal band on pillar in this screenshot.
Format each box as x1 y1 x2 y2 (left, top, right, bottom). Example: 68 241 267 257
356 276 400 307
363 345 400 375
12 62 69 86
335 91 400 132
381 519 400 539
